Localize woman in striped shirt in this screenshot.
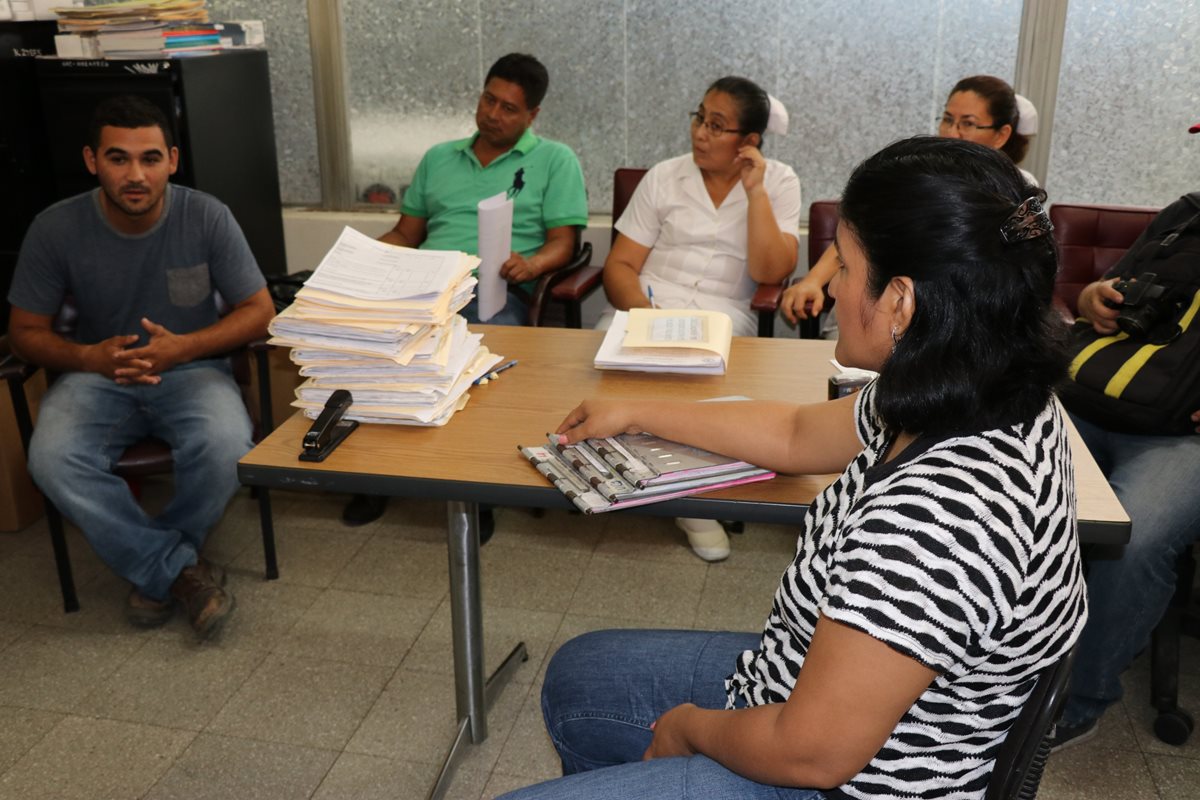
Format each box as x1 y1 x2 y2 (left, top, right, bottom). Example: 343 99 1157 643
499 136 1086 800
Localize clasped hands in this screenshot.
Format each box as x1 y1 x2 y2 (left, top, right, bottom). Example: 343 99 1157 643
86 317 190 385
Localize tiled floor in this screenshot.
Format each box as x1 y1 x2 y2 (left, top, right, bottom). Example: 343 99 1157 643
0 482 1196 799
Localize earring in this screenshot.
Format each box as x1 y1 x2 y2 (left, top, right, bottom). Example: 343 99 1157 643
891 326 901 354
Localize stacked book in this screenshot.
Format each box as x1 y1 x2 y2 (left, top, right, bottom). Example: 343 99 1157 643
520 432 775 514
268 226 503 427
51 0 259 57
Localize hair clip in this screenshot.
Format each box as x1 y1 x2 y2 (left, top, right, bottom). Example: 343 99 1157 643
1000 196 1053 244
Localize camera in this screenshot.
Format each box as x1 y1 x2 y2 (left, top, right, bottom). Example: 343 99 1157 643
1104 272 1176 338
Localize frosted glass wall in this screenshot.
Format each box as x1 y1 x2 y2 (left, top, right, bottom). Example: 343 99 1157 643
342 0 1022 214
1047 0 1200 207
208 0 321 205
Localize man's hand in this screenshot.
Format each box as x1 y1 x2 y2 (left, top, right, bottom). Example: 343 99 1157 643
499 251 541 283
642 704 699 761
115 317 194 383
81 334 151 382
1078 278 1123 335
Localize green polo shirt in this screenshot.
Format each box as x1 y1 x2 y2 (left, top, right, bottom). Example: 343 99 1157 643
401 129 588 263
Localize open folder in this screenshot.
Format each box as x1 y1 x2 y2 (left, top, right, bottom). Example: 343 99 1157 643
593 309 734 375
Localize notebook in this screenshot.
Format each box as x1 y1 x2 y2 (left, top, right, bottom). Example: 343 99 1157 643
593 309 733 375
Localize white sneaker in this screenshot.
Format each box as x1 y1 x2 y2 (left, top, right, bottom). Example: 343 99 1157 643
675 518 730 562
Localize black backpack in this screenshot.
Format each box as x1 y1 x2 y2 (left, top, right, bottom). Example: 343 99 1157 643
1058 193 1200 435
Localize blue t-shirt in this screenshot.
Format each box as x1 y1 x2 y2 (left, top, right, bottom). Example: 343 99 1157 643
9 184 265 350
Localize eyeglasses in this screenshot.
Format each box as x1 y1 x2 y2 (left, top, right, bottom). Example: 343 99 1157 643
938 114 1002 135
689 111 745 138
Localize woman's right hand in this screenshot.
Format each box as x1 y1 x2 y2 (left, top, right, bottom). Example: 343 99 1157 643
555 399 649 444
780 277 826 324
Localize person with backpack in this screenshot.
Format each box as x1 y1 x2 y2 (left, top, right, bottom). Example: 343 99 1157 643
1050 185 1200 749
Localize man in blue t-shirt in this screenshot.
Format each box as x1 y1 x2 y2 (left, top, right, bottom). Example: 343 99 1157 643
6 95 275 638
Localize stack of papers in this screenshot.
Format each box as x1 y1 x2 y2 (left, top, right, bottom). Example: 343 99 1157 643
519 432 774 514
269 226 503 427
50 0 246 58
594 309 733 375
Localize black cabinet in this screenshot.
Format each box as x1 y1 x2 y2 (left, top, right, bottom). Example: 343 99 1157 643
2 44 286 333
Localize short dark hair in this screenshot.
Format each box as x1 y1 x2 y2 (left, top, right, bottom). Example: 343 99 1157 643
485 53 549 109
706 76 770 145
838 136 1068 435
949 75 1030 164
89 94 173 151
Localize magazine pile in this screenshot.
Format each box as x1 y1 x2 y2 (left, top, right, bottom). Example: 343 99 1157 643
519 432 774 514
268 226 503 426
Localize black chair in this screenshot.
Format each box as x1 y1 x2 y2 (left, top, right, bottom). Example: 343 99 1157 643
0 297 280 613
986 646 1077 800
520 231 596 328
1150 545 1200 745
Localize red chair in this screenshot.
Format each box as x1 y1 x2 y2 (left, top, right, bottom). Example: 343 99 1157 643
793 199 840 340
1048 202 1160 316
604 167 785 337
522 231 595 329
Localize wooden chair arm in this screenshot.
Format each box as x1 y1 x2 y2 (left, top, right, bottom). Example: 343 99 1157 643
750 282 784 313
525 242 596 327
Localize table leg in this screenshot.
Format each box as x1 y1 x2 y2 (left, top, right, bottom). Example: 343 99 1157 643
428 500 528 800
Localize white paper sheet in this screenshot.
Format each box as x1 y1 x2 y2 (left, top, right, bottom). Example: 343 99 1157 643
476 192 513 322
304 226 470 301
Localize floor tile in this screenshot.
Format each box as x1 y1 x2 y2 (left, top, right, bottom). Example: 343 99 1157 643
145 732 336 800
233 525 370 589
207 652 391 750
493 684 561 784
277 588 440 668
1039 745 1159 799
0 625 143 712
368 498 457 543
333 537 451 600
0 622 29 652
720 521 799 573
311 751 438 800
0 707 62 774
74 637 266 730
1146 752 1200 800
568 554 707 627
169 570 322 652
0 551 105 626
402 599 562 687
487 507 603 554
347 667 531 769
203 488 268 565
479 545 590 613
594 514 706 565
0 715 193 800
34 567 163 636
694 565 780 632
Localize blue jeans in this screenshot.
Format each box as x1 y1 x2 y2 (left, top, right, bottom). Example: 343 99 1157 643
1060 412 1200 726
461 287 530 326
497 630 825 800
27 364 253 601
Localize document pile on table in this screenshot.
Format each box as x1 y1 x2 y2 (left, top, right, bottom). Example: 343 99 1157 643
519 432 774 514
594 308 734 375
269 226 504 426
50 0 264 58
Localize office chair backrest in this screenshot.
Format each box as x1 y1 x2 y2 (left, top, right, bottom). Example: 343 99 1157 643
985 646 1077 800
1049 203 1159 316
612 168 649 244
808 200 839 269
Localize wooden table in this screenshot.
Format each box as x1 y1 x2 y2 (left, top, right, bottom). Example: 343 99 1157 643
238 325 1129 798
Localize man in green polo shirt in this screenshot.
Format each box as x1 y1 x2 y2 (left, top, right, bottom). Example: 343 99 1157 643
346 53 588 527
378 52 588 326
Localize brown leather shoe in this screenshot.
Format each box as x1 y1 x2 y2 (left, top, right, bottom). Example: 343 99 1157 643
170 559 234 638
126 589 174 628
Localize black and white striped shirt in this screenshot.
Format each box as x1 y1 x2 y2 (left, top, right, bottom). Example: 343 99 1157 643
726 382 1087 800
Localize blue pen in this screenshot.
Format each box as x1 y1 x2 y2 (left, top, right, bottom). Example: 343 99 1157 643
647 285 657 309
473 359 519 385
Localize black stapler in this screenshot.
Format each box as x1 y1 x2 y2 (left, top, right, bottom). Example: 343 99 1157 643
300 389 359 462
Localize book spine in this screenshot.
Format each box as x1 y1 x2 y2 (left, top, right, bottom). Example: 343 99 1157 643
518 446 606 514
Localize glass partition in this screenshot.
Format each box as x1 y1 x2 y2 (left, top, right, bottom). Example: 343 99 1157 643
1046 0 1200 206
